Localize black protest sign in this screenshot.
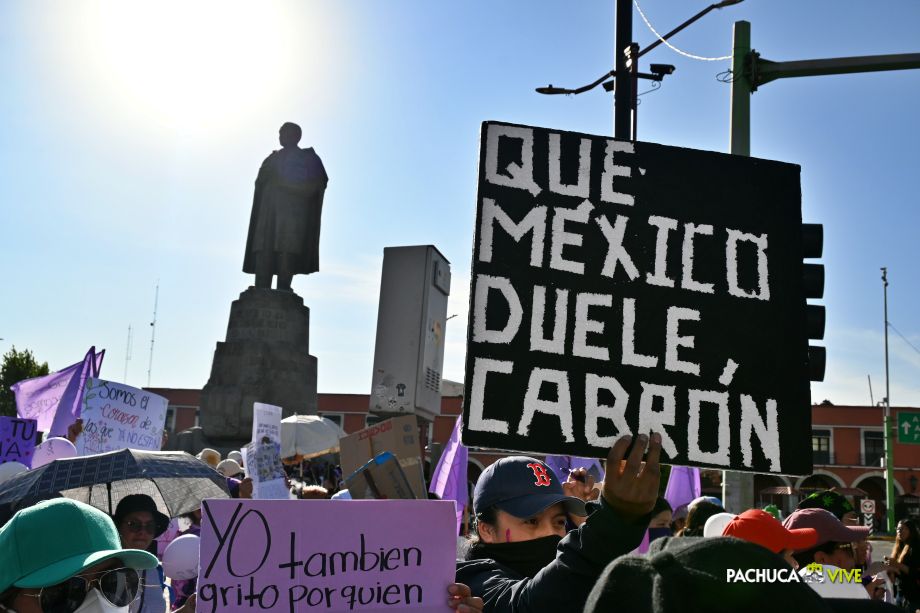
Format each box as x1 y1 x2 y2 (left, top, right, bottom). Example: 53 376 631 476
462 121 815 475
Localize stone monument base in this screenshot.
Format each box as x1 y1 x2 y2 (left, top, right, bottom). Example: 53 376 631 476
200 287 318 441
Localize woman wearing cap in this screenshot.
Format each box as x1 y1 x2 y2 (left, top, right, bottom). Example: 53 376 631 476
722 509 818 569
0 498 159 613
783 507 872 600
111 496 194 613
456 433 661 613
111 496 169 613
797 489 859 525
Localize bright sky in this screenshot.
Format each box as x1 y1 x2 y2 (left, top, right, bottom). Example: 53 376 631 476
2 0 918 407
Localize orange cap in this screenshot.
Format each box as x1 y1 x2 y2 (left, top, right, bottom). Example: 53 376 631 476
722 509 818 553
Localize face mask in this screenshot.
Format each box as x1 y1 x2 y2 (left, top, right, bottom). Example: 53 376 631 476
473 534 562 578
73 588 129 613
648 527 673 543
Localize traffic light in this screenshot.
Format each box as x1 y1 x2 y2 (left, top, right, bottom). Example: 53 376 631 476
803 223 825 381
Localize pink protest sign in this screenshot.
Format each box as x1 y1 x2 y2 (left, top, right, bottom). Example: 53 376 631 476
0 417 39 467
198 499 456 613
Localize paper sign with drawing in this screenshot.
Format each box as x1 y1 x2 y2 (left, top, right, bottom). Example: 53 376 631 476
77 378 167 455
245 402 288 499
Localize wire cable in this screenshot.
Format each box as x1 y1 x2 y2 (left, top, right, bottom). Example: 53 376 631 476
634 0 732 62
889 322 920 357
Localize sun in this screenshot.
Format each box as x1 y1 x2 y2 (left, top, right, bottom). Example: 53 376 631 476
74 0 305 135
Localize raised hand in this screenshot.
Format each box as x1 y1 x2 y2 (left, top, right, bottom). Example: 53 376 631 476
602 432 662 522
66 419 84 445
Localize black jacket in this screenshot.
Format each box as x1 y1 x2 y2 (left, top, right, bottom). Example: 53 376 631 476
456 498 649 612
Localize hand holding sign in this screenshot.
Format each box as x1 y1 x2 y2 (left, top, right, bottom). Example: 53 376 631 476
562 467 598 502
602 432 662 522
562 467 599 527
447 583 484 612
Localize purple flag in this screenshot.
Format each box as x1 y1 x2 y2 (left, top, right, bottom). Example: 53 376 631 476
429 416 468 534
544 455 605 484
635 526 651 554
11 347 104 436
664 465 701 514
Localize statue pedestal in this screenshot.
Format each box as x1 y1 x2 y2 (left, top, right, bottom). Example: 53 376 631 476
200 287 318 441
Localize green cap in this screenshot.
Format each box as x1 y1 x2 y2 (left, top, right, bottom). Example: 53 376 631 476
0 498 158 593
763 504 783 520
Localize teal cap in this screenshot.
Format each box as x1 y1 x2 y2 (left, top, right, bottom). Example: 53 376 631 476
0 498 158 593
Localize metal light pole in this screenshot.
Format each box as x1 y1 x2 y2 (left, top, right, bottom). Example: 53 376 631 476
721 20 754 513
727 20 920 524
729 21 751 156
613 0 633 140
882 267 896 532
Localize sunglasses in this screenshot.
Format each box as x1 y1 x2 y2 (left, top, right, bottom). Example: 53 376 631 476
124 520 157 534
25 568 139 613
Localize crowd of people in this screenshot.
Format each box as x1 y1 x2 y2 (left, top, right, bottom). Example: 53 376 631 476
1 430 919 612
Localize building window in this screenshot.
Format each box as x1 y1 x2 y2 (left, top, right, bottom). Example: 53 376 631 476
365 414 384 428
194 408 201 427
863 430 884 467
320 413 344 429
812 429 831 465
165 407 177 432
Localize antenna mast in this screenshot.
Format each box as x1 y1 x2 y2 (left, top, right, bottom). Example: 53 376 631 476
124 325 133 384
147 282 159 387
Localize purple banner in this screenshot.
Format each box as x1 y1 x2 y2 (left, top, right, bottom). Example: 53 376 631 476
12 347 104 436
0 417 39 467
198 499 456 612
428 417 468 533
664 465 701 513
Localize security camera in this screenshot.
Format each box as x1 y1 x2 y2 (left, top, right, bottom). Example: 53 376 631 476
650 64 676 76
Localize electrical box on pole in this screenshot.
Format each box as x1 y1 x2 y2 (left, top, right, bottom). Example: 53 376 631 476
369 245 451 422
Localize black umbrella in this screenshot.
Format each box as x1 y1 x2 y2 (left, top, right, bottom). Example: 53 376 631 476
0 449 230 518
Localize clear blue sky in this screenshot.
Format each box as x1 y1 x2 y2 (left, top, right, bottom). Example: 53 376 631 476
2 0 918 407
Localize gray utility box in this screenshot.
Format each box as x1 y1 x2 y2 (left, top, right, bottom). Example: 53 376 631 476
369 245 451 422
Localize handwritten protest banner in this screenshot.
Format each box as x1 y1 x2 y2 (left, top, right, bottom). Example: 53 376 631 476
198 499 455 612
245 403 288 499
12 347 104 436
77 378 167 455
0 417 39 467
463 121 820 475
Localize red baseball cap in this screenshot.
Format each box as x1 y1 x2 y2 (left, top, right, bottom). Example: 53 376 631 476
722 509 819 553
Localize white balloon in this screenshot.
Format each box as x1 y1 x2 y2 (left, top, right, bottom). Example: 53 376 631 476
704 512 738 538
0 462 28 484
162 534 200 580
31 437 77 468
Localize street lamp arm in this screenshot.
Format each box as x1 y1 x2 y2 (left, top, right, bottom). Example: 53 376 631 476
536 68 667 95
637 0 744 59
536 70 615 95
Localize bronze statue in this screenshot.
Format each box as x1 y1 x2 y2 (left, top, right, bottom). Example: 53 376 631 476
243 122 328 290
